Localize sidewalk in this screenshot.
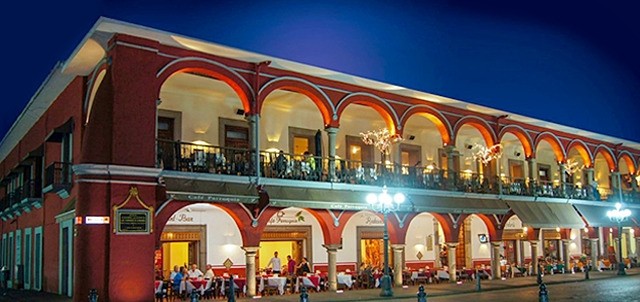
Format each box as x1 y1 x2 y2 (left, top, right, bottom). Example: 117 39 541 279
236 268 638 302
0 268 634 301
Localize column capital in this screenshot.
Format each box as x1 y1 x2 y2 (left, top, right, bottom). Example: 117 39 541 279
611 171 621 176
445 242 459 248
490 241 502 248
244 114 259 122
561 239 571 244
526 157 536 162
324 127 339 134
322 244 342 252
588 238 599 243
528 240 539 245
390 244 405 250
242 246 260 254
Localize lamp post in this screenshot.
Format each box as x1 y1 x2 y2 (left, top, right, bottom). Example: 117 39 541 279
607 202 631 276
367 186 405 297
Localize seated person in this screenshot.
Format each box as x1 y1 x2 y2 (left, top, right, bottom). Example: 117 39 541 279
188 263 204 279
203 264 215 280
172 266 185 293
169 265 180 282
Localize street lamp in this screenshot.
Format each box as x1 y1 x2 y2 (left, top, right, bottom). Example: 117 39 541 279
367 186 405 297
607 202 631 276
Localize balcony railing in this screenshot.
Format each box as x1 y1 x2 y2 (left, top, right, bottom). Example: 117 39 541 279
43 162 73 196
157 139 254 176
11 180 42 202
157 139 637 202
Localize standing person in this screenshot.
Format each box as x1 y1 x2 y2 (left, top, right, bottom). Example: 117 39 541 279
296 257 311 275
287 255 297 276
268 251 282 274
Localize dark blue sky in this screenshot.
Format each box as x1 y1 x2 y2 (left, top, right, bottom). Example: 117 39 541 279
1 0 639 144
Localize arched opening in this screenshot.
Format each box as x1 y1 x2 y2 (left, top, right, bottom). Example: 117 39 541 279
593 150 614 199
501 216 528 266
400 112 446 187
157 72 251 174
404 212 444 270
158 203 244 280
342 210 389 274
499 132 528 193
618 153 637 192
260 90 326 180
534 139 562 195
566 142 590 190
455 124 497 192
260 207 325 274
461 215 490 269
337 104 395 184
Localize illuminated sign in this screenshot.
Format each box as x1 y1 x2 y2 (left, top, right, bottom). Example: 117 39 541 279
86 216 110 225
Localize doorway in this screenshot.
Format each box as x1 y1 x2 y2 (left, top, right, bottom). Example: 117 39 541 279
160 225 206 279
259 226 312 272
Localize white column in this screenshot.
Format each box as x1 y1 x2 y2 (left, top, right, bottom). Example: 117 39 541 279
446 243 458 282
323 244 340 291
611 172 622 200
589 238 599 263
527 157 537 184
530 241 539 275
559 163 567 197
490 242 502 279
434 219 441 267
326 127 338 181
562 239 571 267
246 114 261 178
242 246 260 296
445 146 456 188
391 244 405 286
391 143 402 173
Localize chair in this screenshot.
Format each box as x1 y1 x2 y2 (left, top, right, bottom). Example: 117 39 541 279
358 273 372 289
155 281 168 302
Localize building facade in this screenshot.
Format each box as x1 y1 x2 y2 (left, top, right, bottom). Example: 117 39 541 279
0 18 639 302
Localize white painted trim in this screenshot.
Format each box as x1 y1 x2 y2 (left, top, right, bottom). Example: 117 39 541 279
55 209 76 223
23 228 32 290
7 232 13 288
33 227 43 291
156 56 255 97
115 41 159 53
75 179 159 186
59 219 73 297
73 164 162 178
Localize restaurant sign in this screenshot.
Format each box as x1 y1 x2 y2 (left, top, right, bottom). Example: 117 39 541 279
168 192 257 204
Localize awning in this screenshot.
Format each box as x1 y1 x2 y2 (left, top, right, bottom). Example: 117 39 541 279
267 186 509 214
163 177 258 204
45 118 74 142
573 204 637 227
506 201 585 229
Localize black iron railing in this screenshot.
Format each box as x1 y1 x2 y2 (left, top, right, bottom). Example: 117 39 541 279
44 162 73 190
157 139 636 202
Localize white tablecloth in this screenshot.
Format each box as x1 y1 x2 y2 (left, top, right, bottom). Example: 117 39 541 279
437 270 450 280
296 276 320 292
258 277 287 295
337 274 353 288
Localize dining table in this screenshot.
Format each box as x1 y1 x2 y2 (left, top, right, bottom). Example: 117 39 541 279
296 275 321 292
336 274 353 288
154 280 163 294
258 276 287 295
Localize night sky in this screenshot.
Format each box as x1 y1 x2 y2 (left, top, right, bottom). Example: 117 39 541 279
1 1 639 144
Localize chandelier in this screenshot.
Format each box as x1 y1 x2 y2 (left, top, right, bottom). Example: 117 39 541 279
360 128 402 155
471 143 503 164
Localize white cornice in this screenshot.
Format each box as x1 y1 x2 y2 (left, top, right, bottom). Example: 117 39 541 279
73 164 162 178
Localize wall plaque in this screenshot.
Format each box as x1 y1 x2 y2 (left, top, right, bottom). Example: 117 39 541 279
115 209 150 234
113 186 154 235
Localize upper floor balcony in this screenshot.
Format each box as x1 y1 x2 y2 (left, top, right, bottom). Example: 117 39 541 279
43 162 73 199
152 69 639 204
0 179 43 220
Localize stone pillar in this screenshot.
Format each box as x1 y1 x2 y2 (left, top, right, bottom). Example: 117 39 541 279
636 237 640 258
589 238 599 263
445 146 456 189
326 127 338 181
446 243 458 282
611 172 622 200
246 114 261 178
490 241 502 279
530 240 539 275
559 163 567 197
584 168 595 199
391 244 405 286
527 158 537 195
562 239 571 267
323 244 340 291
242 246 260 296
390 143 402 174
434 219 441 267
516 239 522 266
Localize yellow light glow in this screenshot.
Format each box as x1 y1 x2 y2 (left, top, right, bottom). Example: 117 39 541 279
192 140 210 146
352 146 359 154
265 148 280 153
414 244 424 251
523 227 528 233
555 227 560 232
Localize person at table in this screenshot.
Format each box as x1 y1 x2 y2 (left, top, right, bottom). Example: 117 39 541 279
188 263 204 279
296 257 311 275
169 265 180 282
203 264 215 280
268 251 282 274
287 255 297 276
172 266 185 293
